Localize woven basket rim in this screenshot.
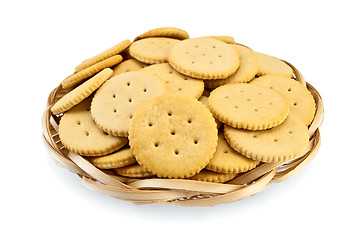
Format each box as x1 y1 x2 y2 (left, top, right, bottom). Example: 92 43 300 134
42 60 324 207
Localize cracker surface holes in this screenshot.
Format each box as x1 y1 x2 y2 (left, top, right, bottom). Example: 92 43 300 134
168 37 240 80
208 83 290 130
91 71 168 137
129 93 218 178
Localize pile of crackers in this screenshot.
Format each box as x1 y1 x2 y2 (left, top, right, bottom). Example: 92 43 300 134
52 27 316 183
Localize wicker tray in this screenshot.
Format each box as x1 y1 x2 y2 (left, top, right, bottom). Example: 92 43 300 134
42 60 323 207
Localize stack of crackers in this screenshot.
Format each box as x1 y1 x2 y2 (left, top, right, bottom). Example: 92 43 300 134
51 27 315 183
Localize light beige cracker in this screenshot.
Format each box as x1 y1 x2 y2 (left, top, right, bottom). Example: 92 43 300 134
205 44 258 89
203 36 235 44
189 170 238 183
206 132 260 173
115 163 155 178
208 83 290 130
224 114 309 163
58 97 128 156
61 55 123 89
250 75 316 126
112 59 146 76
129 94 218 179
198 96 222 129
87 147 136 169
141 63 204 99
51 68 113 115
129 37 180 64
91 71 168 137
168 37 240 80
255 52 293 77
134 27 190 41
75 39 131 72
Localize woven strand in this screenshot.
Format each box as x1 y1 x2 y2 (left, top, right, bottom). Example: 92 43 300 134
42 58 323 206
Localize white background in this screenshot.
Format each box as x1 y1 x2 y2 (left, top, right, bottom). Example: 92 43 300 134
1 0 360 239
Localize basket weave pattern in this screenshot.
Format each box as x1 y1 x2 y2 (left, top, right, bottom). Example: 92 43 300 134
42 60 323 206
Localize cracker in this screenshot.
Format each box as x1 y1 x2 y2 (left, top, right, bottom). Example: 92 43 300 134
224 114 309 163
112 59 146 76
115 163 155 178
128 94 218 179
87 146 136 169
141 63 204 99
58 97 128 156
206 132 260 173
250 75 316 126
168 37 240 80
61 55 123 89
189 170 238 183
255 52 293 77
198 96 222 129
129 37 180 64
205 44 258 89
134 27 190 41
208 83 290 130
91 71 168 137
75 39 131 72
203 36 235 44
51 68 113 115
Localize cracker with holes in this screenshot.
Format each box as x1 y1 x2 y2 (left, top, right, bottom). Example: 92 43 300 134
112 59 146 76
58 97 128 156
224 114 309 163
91 71 168 137
168 37 240 80
208 83 290 130
206 132 260 173
129 37 180 64
205 44 259 89
255 52 293 77
129 94 218 179
87 146 136 169
250 75 316 126
141 63 204 99
51 68 113 115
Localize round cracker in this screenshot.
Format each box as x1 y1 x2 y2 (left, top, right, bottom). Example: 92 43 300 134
91 71 168 137
255 52 293 77
202 36 235 44
112 59 146 76
205 44 258 89
61 55 123 89
224 114 309 163
250 75 316 126
129 94 218 179
51 68 113 115
75 39 131 73
115 163 155 178
168 37 240 80
189 170 238 183
87 147 136 169
129 37 180 64
206 132 260 173
208 83 290 130
141 63 204 99
58 97 128 156
134 27 190 41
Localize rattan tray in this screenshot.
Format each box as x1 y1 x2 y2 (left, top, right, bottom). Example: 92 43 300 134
42 60 323 207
